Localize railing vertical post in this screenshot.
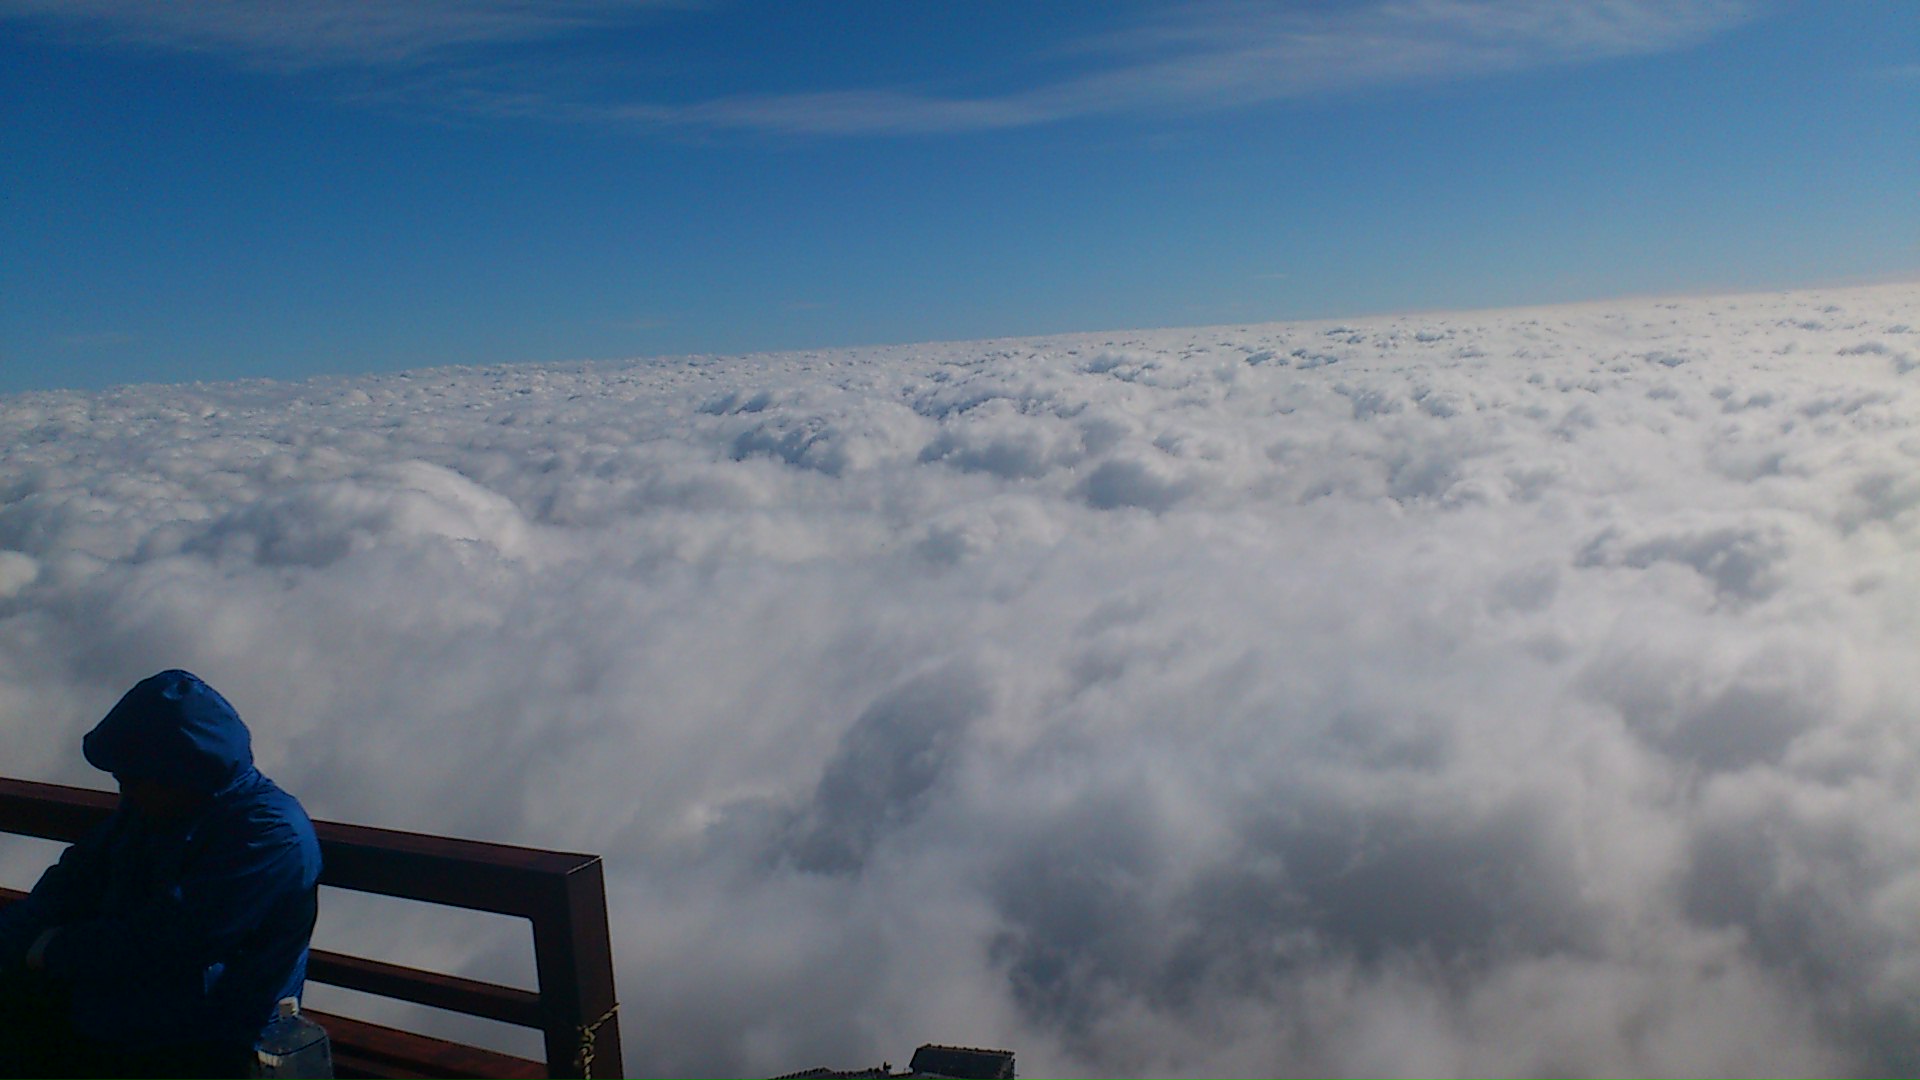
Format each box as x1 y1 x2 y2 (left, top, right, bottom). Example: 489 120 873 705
531 857 623 1079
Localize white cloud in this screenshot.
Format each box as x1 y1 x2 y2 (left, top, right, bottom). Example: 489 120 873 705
3 284 1919 1075
623 0 1761 135
0 0 1759 135
0 0 669 71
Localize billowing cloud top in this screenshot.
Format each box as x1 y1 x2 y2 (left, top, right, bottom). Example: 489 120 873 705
3 284 1919 1075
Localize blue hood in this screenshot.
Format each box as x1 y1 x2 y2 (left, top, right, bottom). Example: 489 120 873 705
83 669 254 794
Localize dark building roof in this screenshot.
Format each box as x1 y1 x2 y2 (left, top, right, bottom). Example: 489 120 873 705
908 1044 1017 1080
772 1043 1016 1080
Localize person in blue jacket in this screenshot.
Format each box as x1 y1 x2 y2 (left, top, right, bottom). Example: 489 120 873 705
0 670 323 1077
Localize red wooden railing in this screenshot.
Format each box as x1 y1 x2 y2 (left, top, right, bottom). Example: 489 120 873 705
0 777 623 1079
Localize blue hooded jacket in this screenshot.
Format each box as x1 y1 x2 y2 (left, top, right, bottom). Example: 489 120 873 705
0 670 323 1049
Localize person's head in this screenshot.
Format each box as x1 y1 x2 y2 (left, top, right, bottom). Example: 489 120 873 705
84 670 256 809
115 774 213 821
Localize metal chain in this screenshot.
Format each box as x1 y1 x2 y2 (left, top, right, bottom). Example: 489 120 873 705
574 1002 620 1078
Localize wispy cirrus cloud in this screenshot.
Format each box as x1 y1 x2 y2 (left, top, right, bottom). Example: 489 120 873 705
0 0 675 71
2 0 1760 136
613 0 1760 135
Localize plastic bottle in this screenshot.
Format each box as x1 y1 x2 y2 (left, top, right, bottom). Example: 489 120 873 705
253 997 333 1079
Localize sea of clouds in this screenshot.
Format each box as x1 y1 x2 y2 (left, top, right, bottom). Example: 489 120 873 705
3 283 1918 1076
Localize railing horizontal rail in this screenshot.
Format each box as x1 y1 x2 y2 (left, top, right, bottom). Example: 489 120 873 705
0 777 115 841
308 1009 546 1079
307 950 544 1028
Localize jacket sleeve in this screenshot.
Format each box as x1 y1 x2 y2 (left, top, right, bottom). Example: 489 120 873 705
40 810 316 991
0 818 117 968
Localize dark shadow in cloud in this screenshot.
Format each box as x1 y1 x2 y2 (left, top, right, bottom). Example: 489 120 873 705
1579 647 1820 773
1577 523 1788 604
1840 471 1920 531
1679 801 1920 1075
1662 682 1817 773
988 775 1598 1053
988 787 1164 1037
785 664 991 875
187 461 529 567
1282 801 1596 966
917 399 1084 481
730 416 840 474
1079 455 1195 512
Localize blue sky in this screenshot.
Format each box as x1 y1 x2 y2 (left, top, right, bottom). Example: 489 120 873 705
1 0 1914 394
